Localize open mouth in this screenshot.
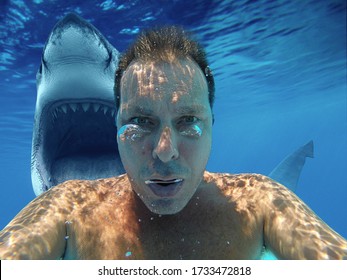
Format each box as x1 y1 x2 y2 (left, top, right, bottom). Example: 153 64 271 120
32 99 125 191
145 179 184 197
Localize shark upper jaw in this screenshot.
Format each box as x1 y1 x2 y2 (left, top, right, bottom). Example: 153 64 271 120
31 13 124 195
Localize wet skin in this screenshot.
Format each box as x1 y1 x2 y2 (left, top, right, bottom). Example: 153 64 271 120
0 58 346 260
116 58 213 215
1 173 346 259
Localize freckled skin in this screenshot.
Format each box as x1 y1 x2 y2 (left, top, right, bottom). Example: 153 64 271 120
0 58 346 260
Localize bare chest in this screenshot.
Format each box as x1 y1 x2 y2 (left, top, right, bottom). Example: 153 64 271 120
136 215 263 259
66 202 263 260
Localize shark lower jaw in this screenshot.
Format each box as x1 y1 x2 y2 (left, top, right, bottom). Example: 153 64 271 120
32 99 124 192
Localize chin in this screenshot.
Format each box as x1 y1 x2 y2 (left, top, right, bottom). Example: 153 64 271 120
146 198 187 215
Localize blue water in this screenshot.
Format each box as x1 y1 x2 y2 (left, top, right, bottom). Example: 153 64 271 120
0 0 346 243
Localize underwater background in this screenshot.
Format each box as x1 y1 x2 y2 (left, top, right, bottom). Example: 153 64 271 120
0 0 346 243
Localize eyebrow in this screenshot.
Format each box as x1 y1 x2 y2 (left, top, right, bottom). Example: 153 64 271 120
122 104 208 115
174 105 208 114
124 105 154 115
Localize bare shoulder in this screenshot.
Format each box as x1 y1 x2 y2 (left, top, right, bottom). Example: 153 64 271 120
0 174 130 259
13 174 130 221
52 174 131 206
203 172 347 259
203 171 281 201
202 171 288 219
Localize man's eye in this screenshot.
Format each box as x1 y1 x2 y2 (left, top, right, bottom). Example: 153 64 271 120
131 117 151 125
180 116 198 124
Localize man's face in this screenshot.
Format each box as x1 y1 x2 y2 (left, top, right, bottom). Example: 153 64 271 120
116 57 212 215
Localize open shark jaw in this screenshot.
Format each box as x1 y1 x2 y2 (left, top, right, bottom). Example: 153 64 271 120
145 178 184 197
33 99 124 191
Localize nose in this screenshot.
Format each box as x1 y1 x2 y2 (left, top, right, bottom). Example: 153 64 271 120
152 126 179 162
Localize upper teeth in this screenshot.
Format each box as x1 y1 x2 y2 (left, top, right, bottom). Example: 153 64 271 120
82 103 90 112
53 103 116 117
145 179 183 184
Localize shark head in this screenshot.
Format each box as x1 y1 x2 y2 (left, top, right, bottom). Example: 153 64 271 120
31 13 124 195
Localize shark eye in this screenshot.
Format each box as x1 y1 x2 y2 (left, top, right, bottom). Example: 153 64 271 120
38 63 43 74
39 57 49 74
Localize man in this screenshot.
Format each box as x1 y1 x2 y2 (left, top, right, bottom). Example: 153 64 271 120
0 26 346 260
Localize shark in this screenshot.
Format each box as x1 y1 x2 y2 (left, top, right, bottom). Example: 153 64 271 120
31 13 125 195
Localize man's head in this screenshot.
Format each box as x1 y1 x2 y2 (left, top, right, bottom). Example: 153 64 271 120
114 26 214 215
115 26 215 110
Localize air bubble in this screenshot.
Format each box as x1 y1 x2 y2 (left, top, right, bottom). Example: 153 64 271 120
117 124 150 142
125 251 132 257
179 124 202 137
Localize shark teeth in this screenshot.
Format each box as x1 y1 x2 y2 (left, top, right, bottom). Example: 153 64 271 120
93 104 101 112
82 103 90 112
52 103 116 116
61 104 68 114
70 103 77 112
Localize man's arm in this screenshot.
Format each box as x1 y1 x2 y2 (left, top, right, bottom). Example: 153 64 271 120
260 176 347 259
0 187 67 259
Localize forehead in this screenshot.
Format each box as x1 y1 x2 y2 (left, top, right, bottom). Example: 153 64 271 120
120 57 209 109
